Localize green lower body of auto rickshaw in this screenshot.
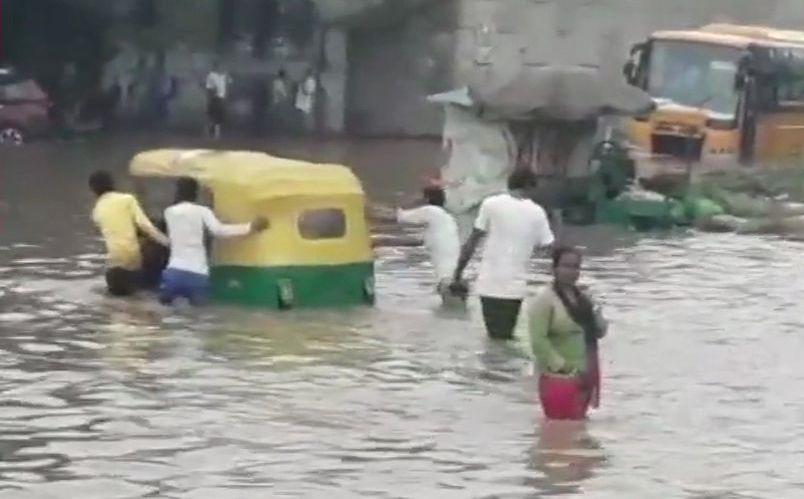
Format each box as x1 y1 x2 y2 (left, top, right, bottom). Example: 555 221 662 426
210 262 375 309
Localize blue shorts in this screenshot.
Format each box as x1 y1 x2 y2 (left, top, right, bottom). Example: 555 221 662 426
159 268 210 305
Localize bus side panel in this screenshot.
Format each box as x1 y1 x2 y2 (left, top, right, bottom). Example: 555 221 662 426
754 110 804 163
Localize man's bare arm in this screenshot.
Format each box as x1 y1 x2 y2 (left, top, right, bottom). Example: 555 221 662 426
453 228 486 282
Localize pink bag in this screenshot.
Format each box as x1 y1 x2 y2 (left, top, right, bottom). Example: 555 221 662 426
538 373 589 420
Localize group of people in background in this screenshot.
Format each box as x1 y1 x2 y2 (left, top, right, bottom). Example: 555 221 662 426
40 57 321 139
205 61 319 140
89 166 608 422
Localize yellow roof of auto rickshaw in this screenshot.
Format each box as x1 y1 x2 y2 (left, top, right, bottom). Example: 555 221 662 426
129 149 364 198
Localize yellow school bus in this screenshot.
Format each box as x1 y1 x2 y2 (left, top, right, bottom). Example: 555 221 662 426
624 24 804 176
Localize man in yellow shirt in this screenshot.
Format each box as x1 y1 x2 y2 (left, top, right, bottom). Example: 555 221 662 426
89 171 169 296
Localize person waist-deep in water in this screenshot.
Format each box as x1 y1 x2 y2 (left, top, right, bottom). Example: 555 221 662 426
451 169 555 339
395 185 465 306
89 171 170 297
140 216 170 290
160 177 267 305
529 246 608 420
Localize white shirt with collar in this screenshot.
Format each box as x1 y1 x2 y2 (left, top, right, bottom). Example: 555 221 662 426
396 205 460 282
164 202 251 276
474 193 555 299
205 71 230 99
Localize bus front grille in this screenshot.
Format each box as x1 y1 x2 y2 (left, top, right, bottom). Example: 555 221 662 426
651 134 704 161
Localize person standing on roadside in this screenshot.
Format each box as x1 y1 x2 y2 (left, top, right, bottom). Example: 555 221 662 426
270 69 291 132
295 69 317 133
205 60 232 139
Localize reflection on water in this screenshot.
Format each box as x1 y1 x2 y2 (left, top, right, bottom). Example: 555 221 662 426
2 135 804 497
527 421 607 496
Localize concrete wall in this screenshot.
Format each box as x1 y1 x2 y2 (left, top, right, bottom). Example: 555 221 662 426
345 1 460 136
87 0 804 136
455 0 804 77
347 0 804 137
100 0 335 132
320 29 349 133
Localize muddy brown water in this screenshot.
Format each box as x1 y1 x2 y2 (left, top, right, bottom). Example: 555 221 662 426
1 133 803 498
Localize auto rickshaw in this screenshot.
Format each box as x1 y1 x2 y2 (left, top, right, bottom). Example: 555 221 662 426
129 149 375 309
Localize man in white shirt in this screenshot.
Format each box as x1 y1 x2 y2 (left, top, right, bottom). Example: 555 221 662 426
295 69 317 133
272 69 289 106
270 69 291 132
205 61 232 139
395 186 464 305
160 177 267 305
452 169 555 339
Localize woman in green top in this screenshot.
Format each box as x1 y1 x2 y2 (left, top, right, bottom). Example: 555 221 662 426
529 247 608 420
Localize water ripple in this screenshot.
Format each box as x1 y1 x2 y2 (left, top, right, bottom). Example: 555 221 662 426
2 137 804 497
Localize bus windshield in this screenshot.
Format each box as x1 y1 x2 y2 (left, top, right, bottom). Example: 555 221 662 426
647 40 742 117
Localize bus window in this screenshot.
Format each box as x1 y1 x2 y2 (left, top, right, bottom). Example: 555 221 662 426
777 77 804 105
298 208 346 240
647 40 741 116
754 46 804 109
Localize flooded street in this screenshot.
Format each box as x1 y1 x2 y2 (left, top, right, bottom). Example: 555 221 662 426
2 134 804 498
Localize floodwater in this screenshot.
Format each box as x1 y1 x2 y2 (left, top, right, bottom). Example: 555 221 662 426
1 134 804 498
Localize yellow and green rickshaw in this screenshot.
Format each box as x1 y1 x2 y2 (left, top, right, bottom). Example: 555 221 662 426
130 149 375 309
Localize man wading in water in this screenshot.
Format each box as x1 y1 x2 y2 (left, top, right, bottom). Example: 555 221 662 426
89 171 169 297
159 177 267 306
451 169 555 339
394 184 466 306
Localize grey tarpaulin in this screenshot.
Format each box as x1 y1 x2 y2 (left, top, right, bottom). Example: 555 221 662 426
466 66 655 122
427 66 654 242
426 93 516 242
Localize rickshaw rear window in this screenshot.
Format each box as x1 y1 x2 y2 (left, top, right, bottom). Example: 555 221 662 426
298 209 346 239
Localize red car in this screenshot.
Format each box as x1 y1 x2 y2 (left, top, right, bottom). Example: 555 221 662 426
0 68 53 145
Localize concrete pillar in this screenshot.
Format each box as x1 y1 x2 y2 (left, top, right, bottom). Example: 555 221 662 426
320 28 348 133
